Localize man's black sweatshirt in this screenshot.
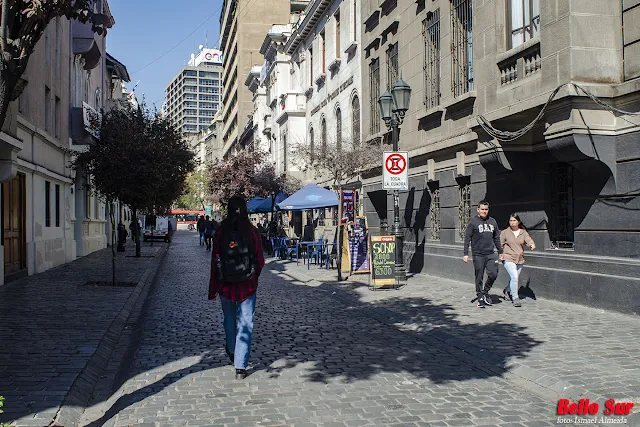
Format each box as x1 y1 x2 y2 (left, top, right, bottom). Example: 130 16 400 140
463 215 503 256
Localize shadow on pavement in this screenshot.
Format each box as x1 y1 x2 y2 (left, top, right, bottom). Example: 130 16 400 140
8 231 542 426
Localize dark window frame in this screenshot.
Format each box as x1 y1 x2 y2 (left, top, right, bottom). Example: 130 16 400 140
423 9 441 109
45 181 51 227
55 184 60 227
450 0 474 97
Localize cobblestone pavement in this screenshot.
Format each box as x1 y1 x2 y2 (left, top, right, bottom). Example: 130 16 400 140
0 242 166 427
80 232 640 427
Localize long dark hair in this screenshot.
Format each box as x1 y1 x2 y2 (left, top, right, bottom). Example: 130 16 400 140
508 213 526 229
222 195 251 230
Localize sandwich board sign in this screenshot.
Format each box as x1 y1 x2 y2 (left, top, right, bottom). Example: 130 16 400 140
383 152 408 190
369 235 397 288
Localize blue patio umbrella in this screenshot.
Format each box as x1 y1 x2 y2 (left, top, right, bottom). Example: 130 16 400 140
252 192 288 213
247 196 267 213
277 184 338 210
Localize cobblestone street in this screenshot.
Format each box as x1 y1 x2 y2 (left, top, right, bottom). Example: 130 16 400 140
79 231 640 427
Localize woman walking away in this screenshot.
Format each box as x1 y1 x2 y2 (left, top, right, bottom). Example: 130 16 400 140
500 214 535 307
209 196 265 379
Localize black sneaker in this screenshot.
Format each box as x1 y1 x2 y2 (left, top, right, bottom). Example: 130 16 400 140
482 295 493 306
235 369 247 380
513 298 522 307
477 298 485 308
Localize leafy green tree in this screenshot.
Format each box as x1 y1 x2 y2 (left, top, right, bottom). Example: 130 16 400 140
176 168 210 211
71 102 195 269
0 0 109 130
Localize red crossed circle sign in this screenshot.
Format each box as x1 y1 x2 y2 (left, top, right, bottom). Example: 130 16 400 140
385 153 407 175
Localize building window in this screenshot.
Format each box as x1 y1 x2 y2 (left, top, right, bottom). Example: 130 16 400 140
18 89 27 114
335 11 341 58
55 19 61 78
44 86 51 131
85 176 91 219
387 43 399 90
336 107 342 151
430 184 441 240
282 132 288 172
423 10 441 109
309 46 314 85
352 95 360 146
55 184 61 227
508 0 540 49
352 0 357 41
309 127 314 157
55 96 61 138
45 26 51 65
45 181 51 227
369 58 380 134
451 0 474 97
320 31 326 73
458 181 471 241
549 163 574 249
321 117 327 155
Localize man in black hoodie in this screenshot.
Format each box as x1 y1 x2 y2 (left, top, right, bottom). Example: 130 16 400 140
463 201 504 308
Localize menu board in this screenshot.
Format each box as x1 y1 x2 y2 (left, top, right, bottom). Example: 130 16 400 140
370 236 396 287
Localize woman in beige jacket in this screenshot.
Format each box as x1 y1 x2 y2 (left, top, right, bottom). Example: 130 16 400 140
500 214 535 307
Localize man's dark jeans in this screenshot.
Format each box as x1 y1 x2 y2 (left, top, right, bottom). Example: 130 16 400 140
472 253 499 298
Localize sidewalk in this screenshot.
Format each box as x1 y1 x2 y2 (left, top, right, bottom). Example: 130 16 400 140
274 258 640 424
0 242 167 427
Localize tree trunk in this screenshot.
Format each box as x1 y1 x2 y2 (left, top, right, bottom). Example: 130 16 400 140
110 203 117 286
133 207 141 257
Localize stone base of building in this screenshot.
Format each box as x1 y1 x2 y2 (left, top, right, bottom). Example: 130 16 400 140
403 242 640 315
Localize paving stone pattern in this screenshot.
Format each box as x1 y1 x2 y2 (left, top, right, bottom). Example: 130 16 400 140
0 244 164 427
79 232 640 427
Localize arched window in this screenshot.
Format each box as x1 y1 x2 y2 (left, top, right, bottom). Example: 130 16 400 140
321 117 327 156
309 127 314 157
352 95 360 146
336 107 342 151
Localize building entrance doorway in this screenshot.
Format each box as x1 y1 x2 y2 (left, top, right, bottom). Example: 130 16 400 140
2 173 27 279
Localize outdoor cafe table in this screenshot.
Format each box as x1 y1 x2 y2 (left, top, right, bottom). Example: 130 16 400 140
304 241 337 270
296 241 315 265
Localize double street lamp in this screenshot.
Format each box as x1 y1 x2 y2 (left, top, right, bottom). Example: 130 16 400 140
379 78 412 284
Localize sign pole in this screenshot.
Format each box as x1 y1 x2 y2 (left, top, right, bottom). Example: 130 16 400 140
392 123 406 285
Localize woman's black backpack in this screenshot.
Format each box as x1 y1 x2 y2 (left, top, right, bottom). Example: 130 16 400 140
217 227 256 283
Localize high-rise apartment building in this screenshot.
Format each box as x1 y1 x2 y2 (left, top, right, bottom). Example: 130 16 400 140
218 0 308 157
165 48 223 135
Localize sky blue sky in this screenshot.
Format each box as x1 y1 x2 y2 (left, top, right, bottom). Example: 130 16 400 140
107 0 224 110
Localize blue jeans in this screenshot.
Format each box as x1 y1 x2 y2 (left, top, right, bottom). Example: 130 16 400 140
220 293 256 369
200 231 205 245
503 261 523 301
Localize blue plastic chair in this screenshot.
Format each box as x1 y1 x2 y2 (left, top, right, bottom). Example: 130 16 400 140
307 239 326 268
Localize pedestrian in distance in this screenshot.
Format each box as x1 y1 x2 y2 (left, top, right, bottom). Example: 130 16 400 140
500 214 536 307
128 221 136 243
463 201 505 308
197 215 205 246
209 195 265 380
204 215 214 251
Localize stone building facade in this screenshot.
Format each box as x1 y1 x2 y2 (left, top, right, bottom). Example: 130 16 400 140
219 0 307 157
285 0 363 185
359 0 640 313
0 1 129 284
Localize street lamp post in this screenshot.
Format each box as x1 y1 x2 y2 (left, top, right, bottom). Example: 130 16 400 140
379 78 412 284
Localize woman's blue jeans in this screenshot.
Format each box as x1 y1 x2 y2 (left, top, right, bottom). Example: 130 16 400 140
503 261 523 301
220 293 256 369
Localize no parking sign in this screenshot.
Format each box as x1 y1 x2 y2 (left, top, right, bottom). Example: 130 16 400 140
383 152 408 190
